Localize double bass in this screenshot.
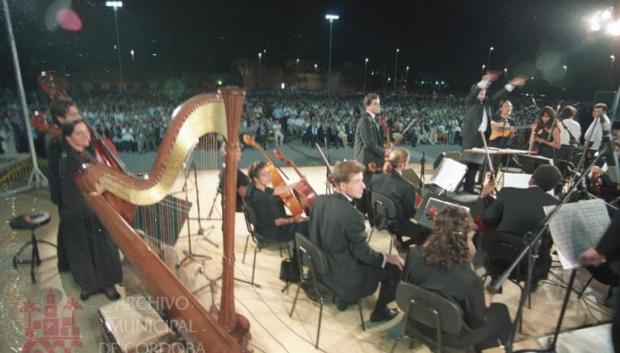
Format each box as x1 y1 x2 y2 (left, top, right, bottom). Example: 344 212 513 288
242 134 305 216
33 71 135 222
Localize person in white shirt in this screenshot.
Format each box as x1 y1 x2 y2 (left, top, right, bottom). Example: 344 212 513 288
584 103 611 164
556 105 581 167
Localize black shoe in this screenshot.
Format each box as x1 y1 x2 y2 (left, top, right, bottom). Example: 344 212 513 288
103 288 121 301
370 308 399 323
79 291 91 301
335 298 349 312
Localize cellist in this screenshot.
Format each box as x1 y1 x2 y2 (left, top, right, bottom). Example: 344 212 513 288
244 161 309 242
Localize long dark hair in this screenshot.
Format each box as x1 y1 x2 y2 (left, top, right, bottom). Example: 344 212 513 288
422 206 475 269
535 106 557 131
247 161 267 184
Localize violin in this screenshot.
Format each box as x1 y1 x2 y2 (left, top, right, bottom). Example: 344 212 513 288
243 134 305 216
35 71 135 222
274 148 317 214
315 142 336 188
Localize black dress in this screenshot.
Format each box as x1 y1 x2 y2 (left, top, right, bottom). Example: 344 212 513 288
46 135 69 271
403 247 512 351
533 127 555 160
217 167 251 213
244 185 308 242
59 143 123 293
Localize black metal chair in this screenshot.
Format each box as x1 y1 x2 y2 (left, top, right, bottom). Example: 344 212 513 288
368 190 400 254
11 212 55 284
391 281 467 353
240 200 291 287
289 233 366 349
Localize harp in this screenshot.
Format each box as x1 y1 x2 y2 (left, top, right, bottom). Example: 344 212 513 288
75 87 249 353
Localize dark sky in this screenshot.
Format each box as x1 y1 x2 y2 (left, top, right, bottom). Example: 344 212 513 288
0 0 618 99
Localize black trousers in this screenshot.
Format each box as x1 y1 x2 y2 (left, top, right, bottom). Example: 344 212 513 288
395 221 432 247
613 287 620 353
464 163 481 192
374 262 403 312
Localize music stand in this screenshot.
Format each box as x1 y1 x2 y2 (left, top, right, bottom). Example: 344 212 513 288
514 154 553 174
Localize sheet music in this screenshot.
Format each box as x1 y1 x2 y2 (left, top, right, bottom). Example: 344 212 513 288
430 158 467 192
502 172 532 189
544 199 610 270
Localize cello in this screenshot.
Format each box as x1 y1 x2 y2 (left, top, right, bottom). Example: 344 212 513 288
273 148 317 214
34 71 135 222
242 134 305 216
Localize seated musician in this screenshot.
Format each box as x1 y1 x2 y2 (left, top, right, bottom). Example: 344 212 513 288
489 100 517 149
217 142 250 212
404 206 512 352
244 161 308 242
369 147 431 248
477 165 561 289
589 166 620 205
309 160 403 322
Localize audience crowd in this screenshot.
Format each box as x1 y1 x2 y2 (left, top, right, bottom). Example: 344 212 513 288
0 87 542 156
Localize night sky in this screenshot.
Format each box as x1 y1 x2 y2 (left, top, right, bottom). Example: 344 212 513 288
0 0 618 99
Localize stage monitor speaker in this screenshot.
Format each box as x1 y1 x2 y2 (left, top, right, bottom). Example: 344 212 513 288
514 154 553 174
433 151 463 170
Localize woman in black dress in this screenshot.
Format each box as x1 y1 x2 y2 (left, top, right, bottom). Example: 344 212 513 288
403 206 512 352
243 161 308 241
530 106 561 160
60 120 122 301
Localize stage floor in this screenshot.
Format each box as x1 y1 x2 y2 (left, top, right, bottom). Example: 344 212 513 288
0 166 613 353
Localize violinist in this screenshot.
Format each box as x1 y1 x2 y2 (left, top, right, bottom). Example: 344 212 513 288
529 106 561 160
477 165 561 289
46 99 82 272
354 93 392 183
369 148 431 249
244 161 308 242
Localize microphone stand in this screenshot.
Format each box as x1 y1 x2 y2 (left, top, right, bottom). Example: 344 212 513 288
489 147 605 353
419 152 426 191
573 116 601 182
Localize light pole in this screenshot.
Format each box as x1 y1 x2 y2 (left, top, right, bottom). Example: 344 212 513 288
105 1 124 88
314 63 318 72
363 57 369 92
487 46 494 69
611 55 616 88
405 65 410 89
393 48 399 94
130 49 135 76
325 14 339 91
257 52 262 89
481 64 486 75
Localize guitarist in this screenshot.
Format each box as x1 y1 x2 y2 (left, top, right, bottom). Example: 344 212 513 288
46 99 82 273
489 100 517 170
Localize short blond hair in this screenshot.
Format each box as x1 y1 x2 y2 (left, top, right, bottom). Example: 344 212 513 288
332 160 365 184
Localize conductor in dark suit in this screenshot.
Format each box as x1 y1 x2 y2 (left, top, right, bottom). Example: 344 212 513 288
580 212 620 352
309 160 403 322
354 93 391 182
477 165 561 286
369 147 431 248
461 72 527 193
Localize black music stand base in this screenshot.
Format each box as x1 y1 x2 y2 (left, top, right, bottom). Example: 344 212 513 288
514 269 578 353
12 229 57 284
176 249 211 269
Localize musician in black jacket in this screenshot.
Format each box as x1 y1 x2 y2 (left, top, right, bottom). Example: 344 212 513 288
477 165 561 287
461 73 526 193
580 212 620 352
217 143 250 213
369 147 431 248
46 99 82 272
309 160 403 322
60 120 122 301
244 161 308 242
354 93 391 182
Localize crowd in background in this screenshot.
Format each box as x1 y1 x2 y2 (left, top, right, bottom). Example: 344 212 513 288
0 87 544 156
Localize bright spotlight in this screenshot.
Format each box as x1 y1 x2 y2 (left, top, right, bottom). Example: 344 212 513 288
591 21 602 32
607 21 620 36
325 14 339 21
602 8 613 20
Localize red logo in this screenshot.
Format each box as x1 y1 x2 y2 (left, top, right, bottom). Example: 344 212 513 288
21 288 83 353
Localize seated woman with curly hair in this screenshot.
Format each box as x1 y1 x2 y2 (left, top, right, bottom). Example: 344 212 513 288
403 206 512 352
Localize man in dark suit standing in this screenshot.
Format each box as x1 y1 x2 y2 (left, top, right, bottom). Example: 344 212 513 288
580 212 620 352
46 99 82 272
309 160 403 322
354 93 391 183
461 72 527 193
477 165 561 287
